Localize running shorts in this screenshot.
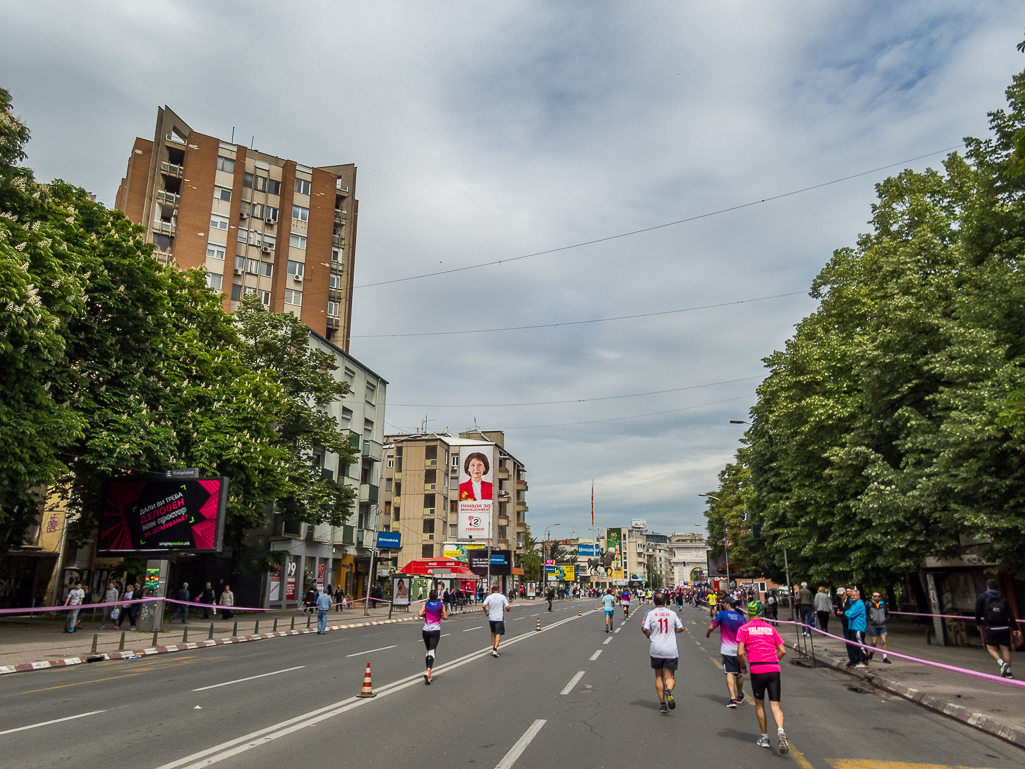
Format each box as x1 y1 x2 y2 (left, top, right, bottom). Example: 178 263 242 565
750 671 781 702
604 609 614 616
722 654 741 675
489 620 506 635
650 656 679 670
867 626 887 638
983 627 1011 648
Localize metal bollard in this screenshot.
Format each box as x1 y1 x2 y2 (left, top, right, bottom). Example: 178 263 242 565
152 630 159 648
183 627 188 643
273 618 278 632
232 620 238 636
290 617 295 631
208 623 214 641
254 620 259 635
306 613 311 629
90 633 98 654
119 632 126 652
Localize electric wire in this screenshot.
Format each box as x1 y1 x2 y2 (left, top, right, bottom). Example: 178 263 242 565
503 394 756 431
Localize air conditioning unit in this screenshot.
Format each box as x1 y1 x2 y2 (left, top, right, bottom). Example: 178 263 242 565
427 534 434 541
265 216 276 224
262 244 273 254
239 212 248 219
233 268 242 275
293 273 303 282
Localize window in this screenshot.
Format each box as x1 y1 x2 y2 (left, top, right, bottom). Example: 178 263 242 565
234 256 245 272
254 175 268 192
206 243 226 260
267 179 281 196
327 301 340 317
260 262 273 277
295 178 311 195
329 273 342 289
237 227 249 244
284 288 302 307
210 214 230 231
292 205 309 222
343 368 355 385
331 248 342 264
231 284 242 301
216 156 235 173
363 418 374 441
365 382 376 403
340 407 352 428
422 545 433 559
287 260 304 278
206 272 223 291
258 289 271 305
246 259 259 275
263 235 275 249
214 186 232 202
386 456 394 469
265 206 278 222
423 519 435 534
251 203 264 218
243 172 253 189
385 479 392 492
240 201 250 217
289 234 307 249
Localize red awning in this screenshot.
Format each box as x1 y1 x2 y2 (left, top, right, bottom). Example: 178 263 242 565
398 558 477 577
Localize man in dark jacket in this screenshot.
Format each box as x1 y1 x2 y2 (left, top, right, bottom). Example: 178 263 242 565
797 582 815 636
975 579 1017 679
197 582 216 619
171 582 190 624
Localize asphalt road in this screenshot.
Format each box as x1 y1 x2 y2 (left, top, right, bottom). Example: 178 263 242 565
2 600 1023 769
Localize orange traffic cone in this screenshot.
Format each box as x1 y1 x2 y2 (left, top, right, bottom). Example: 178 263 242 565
536 616 542 631
578 607 582 616
595 603 598 610
357 662 376 698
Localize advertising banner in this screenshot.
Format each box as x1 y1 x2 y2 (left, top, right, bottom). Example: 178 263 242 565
376 531 402 549
468 549 511 576
576 543 598 557
444 542 485 561
458 448 494 535
605 528 623 574
558 564 576 582
98 476 229 553
527 583 536 598
391 576 412 606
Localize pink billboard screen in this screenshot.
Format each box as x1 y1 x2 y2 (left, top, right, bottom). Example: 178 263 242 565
98 476 229 553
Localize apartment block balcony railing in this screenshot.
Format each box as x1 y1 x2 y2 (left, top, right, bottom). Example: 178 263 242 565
361 439 383 462
160 161 184 178
156 189 180 206
360 483 379 504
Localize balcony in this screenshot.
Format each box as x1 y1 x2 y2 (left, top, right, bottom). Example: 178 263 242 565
516 520 526 530
332 234 345 247
497 467 510 479
497 514 510 526
345 430 360 450
152 250 173 265
357 529 375 548
341 525 355 545
361 439 383 462
392 495 400 506
160 161 184 178
360 483 379 503
516 501 527 512
153 220 176 236
156 189 180 207
423 483 437 493
393 471 401 480
517 479 528 491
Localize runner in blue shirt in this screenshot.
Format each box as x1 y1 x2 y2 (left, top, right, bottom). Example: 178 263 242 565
602 589 617 632
706 596 748 707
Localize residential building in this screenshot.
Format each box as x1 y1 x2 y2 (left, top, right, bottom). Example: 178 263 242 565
670 532 709 586
114 106 358 349
380 430 528 583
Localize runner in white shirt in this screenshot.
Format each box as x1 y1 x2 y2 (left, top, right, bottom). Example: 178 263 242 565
482 583 512 657
641 593 686 714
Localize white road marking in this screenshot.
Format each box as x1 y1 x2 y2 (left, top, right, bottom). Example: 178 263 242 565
193 666 305 692
560 671 586 695
0 710 106 736
463 626 483 632
603 637 612 645
614 628 621 634
513 617 525 621
442 633 451 637
494 719 546 769
344 645 396 658
589 650 602 661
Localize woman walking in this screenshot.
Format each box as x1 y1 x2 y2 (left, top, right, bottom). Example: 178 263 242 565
418 590 447 685
814 587 832 634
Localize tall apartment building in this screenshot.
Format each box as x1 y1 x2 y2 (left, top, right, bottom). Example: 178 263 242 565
380 430 528 574
114 106 357 349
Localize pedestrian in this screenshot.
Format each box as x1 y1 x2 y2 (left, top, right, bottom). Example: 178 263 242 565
482 583 512 657
171 582 190 624
443 588 452 614
706 596 747 708
865 591 890 664
602 588 616 633
197 582 216 619
64 581 85 633
101 580 119 629
844 588 867 668
115 582 135 631
641 592 685 715
219 585 235 619
303 586 316 616
814 587 831 634
765 592 778 621
315 587 333 634
975 578 1018 679
418 589 447 684
736 600 788 754
334 585 344 612
797 582 814 636
545 586 554 612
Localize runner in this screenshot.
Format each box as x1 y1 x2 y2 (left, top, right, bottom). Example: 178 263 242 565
482 583 512 657
736 600 788 754
641 592 686 714
707 590 718 619
418 589 448 684
621 587 632 619
602 588 616 633
706 596 748 707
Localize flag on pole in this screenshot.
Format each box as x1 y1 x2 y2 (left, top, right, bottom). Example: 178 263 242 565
591 481 594 527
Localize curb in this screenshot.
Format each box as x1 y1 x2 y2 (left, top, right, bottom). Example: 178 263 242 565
783 639 1025 749
0 615 419 676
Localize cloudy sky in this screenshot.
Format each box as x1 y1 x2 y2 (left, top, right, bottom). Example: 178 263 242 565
3 2 1023 540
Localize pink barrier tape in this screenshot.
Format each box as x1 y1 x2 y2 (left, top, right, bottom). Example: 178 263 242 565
0 598 162 616
891 610 1025 625
768 618 1025 690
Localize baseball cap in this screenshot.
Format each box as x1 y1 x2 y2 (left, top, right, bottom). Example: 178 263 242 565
836 587 846 596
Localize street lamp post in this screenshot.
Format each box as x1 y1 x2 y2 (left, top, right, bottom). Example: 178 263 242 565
699 494 729 590
543 524 560 594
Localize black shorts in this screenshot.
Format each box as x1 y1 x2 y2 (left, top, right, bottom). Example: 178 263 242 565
750 671 781 702
489 620 506 636
650 656 679 670
722 654 741 675
983 627 1012 648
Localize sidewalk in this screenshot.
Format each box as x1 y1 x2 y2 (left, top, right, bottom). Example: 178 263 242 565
775 615 1025 748
0 601 430 674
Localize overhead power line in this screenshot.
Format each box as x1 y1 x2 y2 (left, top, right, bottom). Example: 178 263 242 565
354 145 964 290
352 291 808 339
504 394 756 431
390 375 761 408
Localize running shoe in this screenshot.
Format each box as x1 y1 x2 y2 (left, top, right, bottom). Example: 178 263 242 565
998 660 1008 675
666 688 676 710
1003 667 1014 679
854 663 868 669
882 657 891 664
777 729 789 754
736 692 746 704
491 649 499 657
756 735 771 749
659 702 668 715
726 699 738 708
867 652 874 661
424 672 431 685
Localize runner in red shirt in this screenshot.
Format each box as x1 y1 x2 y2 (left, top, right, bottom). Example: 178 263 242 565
736 600 788 754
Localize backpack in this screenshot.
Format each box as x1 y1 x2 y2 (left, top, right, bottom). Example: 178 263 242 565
983 593 1009 626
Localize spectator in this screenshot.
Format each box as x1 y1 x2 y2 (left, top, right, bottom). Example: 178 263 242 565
197 582 216 619
171 582 190 624
101 580 119 630
975 578 1017 679
316 587 333 634
64 581 85 633
219 585 235 619
866 591 890 664
334 585 345 612
814 587 832 634
797 582 815 636
843 588 867 669
115 582 135 632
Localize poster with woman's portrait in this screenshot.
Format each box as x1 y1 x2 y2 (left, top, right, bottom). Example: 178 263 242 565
458 449 494 538
391 576 412 606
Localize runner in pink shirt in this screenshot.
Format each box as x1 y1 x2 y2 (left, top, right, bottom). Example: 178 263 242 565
736 600 789 755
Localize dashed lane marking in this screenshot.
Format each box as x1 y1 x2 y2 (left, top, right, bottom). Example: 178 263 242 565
463 626 483 632
603 638 612 645
344 645 396 658
193 666 305 691
589 650 602 661
560 671 586 695
0 710 107 736
495 719 546 769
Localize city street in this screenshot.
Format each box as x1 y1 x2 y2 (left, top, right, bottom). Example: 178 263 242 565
2 600 1022 769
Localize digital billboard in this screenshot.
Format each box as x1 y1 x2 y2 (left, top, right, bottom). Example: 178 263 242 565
98 476 229 553
458 447 494 538
468 549 511 576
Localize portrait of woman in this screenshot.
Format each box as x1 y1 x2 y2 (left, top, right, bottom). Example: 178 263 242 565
458 452 493 502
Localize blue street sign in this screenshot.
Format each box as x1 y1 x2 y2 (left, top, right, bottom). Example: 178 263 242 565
577 544 598 557
376 531 402 549
545 566 557 574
